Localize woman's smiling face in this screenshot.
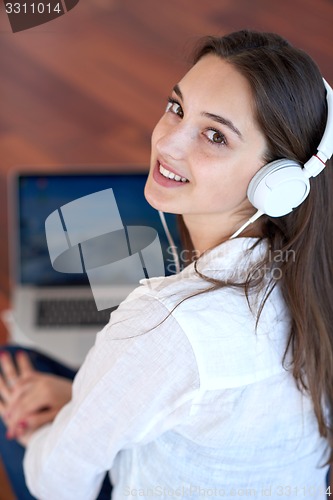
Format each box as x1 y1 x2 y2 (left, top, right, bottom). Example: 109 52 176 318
145 55 268 244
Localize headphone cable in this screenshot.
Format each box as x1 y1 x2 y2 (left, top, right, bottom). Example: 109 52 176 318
158 211 181 274
229 210 264 239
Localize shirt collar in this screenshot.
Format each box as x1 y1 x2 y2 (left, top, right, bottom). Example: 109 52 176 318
191 237 268 281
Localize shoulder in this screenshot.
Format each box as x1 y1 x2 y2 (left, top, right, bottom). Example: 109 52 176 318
133 237 290 390
89 271 200 379
105 236 280 337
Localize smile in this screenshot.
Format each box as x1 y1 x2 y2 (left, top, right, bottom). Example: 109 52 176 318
159 164 189 183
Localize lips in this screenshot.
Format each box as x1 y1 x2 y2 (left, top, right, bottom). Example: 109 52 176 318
152 161 189 188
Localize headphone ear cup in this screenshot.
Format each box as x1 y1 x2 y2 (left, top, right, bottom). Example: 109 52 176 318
247 159 310 217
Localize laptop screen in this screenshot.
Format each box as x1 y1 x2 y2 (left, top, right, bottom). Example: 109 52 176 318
14 171 181 287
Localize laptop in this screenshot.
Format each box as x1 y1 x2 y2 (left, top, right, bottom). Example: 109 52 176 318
8 169 180 368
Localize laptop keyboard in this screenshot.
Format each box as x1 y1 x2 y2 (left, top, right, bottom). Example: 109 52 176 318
36 299 116 327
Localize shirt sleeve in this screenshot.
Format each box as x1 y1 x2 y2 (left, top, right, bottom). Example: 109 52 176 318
23 285 200 500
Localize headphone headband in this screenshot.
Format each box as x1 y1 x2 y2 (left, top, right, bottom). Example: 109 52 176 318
303 78 333 178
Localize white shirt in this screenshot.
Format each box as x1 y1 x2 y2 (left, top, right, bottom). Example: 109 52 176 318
24 238 330 499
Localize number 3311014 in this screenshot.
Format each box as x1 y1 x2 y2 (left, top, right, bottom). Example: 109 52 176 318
5 3 62 14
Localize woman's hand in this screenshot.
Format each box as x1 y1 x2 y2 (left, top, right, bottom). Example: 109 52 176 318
0 350 72 445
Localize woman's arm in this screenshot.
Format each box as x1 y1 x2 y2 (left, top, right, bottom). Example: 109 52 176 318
23 291 199 500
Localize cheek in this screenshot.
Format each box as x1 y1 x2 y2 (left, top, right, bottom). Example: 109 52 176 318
150 125 158 149
201 164 251 207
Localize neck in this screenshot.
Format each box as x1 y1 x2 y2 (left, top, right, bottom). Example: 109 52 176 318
182 212 263 255
182 213 234 255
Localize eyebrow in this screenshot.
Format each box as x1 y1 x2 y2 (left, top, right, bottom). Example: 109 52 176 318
172 83 244 141
173 84 183 100
201 112 244 141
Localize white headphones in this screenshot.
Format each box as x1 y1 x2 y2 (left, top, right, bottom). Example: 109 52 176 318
247 79 333 218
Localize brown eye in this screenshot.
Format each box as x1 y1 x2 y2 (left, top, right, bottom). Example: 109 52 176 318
214 132 223 143
166 99 184 118
175 105 184 118
206 129 227 146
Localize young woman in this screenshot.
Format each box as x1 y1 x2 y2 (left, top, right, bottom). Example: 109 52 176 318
0 30 332 498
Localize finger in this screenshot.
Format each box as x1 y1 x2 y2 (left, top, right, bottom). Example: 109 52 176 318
0 399 6 418
4 384 43 428
1 379 34 421
7 424 34 446
25 409 58 431
10 419 29 438
7 408 57 439
6 419 28 440
0 373 11 403
0 375 29 420
15 351 35 378
0 351 18 388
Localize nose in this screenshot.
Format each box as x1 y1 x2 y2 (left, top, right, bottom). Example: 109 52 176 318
154 121 192 162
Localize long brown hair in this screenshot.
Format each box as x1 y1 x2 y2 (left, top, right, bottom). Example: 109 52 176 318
179 30 333 464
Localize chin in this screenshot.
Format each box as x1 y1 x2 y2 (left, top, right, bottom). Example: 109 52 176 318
144 182 162 211
145 189 177 214
144 176 182 214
